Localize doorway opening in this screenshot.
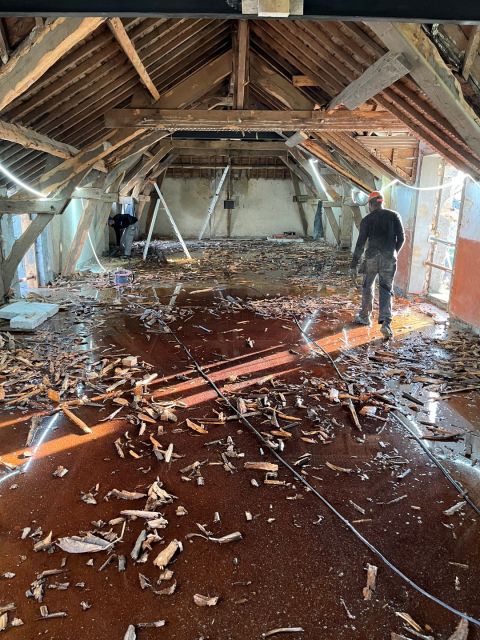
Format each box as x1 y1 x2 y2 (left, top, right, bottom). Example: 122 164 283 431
425 161 463 307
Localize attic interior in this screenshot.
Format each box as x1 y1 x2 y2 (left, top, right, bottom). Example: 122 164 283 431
0 5 480 639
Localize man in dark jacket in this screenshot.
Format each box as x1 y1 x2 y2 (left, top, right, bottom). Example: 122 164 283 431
349 191 405 339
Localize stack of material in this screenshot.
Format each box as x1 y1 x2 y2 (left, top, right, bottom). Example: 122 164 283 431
0 302 59 330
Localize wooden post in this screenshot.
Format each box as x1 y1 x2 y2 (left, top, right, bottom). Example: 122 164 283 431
290 171 309 236
1 214 55 298
235 20 249 108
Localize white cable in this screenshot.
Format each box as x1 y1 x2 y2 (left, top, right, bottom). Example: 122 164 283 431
0 162 49 198
383 174 466 194
87 231 107 272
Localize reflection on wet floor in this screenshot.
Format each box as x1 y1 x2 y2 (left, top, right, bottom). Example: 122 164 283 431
1 241 480 639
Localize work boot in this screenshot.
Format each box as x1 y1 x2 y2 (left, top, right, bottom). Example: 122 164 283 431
380 321 394 340
354 313 372 327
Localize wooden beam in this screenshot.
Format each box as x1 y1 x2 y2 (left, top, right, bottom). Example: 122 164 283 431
36 129 147 196
0 19 9 65
366 22 480 158
171 140 287 152
120 143 173 195
290 171 309 236
62 173 122 275
328 51 411 111
324 207 341 245
250 53 313 110
156 51 233 109
105 108 406 131
0 199 67 214
62 200 111 275
2 214 54 296
281 157 316 196
0 18 104 113
462 26 480 81
73 187 118 202
169 163 284 170
108 18 160 102
0 118 105 169
175 149 286 158
301 139 376 192
235 20 249 109
350 204 364 230
34 53 234 196
292 75 318 87
106 131 170 167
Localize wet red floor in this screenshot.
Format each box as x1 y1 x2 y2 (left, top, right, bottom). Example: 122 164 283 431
1 251 479 640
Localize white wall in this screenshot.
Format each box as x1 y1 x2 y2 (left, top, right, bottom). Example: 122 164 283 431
153 176 316 238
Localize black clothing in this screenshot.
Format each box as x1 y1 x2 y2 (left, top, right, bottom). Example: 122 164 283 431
351 208 405 268
112 213 138 247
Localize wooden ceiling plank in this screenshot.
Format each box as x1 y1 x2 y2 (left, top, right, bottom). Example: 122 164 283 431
324 131 411 181
251 21 342 97
108 18 160 101
6 37 119 122
366 22 480 158
0 17 105 114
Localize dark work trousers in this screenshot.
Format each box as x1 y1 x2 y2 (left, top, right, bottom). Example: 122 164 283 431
359 253 397 323
114 227 123 247
313 202 324 240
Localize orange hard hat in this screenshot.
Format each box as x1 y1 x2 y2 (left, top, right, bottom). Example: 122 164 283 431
368 191 384 202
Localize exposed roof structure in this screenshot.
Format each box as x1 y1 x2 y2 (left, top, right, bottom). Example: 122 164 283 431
0 17 479 195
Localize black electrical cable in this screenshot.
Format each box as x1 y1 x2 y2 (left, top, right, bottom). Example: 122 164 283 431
296 314 480 516
392 411 480 517
164 322 480 628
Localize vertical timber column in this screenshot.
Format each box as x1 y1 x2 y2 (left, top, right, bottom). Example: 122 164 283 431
340 205 353 249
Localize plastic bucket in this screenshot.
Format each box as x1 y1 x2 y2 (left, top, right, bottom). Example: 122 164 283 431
113 270 133 286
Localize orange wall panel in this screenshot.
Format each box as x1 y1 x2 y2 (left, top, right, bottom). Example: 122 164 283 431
450 238 480 328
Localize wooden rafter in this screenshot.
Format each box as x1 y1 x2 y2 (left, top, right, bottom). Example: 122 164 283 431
328 51 411 111
0 118 106 169
120 142 173 195
0 18 105 113
32 52 234 196
235 20 249 108
366 22 480 158
249 52 312 110
301 139 376 192
105 108 406 131
108 18 160 102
